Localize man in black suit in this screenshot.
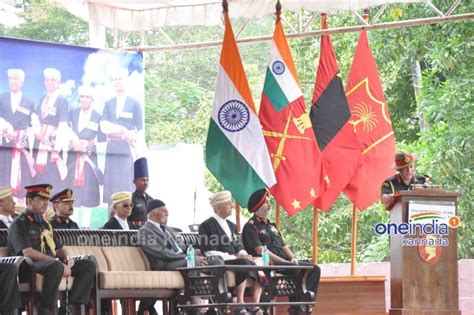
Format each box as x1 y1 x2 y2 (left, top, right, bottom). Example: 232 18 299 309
199 191 263 314
102 191 133 230
0 68 35 194
49 189 79 229
66 85 103 227
0 186 16 229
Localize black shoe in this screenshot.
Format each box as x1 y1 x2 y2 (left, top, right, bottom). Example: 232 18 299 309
137 306 156 315
147 305 158 315
287 305 306 315
39 308 52 315
206 309 224 315
234 306 249 315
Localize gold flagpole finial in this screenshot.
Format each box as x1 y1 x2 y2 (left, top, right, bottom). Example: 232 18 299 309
321 13 327 29
363 8 370 23
222 0 228 13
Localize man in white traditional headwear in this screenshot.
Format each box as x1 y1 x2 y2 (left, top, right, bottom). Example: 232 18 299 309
100 67 144 205
0 186 16 228
66 85 103 227
198 191 264 314
33 68 69 192
101 191 133 230
0 69 35 194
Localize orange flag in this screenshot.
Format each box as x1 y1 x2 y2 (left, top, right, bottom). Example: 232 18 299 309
343 31 396 210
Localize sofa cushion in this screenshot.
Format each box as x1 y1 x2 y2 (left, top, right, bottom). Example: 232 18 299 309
101 247 149 272
65 246 108 271
99 271 184 289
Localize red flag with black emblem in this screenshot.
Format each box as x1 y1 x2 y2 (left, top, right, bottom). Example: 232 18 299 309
343 31 396 210
310 15 363 211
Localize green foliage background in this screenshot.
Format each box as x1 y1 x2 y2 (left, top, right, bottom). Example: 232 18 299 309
2 0 472 262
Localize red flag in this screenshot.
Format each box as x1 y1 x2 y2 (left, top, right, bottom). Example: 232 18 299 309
259 16 327 216
343 31 396 210
310 16 363 211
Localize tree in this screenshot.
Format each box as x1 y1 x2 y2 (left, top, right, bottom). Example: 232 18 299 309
0 0 88 45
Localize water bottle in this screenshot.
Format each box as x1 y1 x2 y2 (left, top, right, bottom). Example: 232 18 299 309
262 245 270 266
186 244 195 268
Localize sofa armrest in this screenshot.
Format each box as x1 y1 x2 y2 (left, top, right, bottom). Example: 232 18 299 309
0 255 25 267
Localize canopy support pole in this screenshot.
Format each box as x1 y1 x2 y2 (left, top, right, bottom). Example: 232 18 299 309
125 13 474 52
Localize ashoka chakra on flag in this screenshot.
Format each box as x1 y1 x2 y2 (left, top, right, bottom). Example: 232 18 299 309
218 100 250 132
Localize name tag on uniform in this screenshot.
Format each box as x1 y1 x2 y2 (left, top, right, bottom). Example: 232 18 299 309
120 111 133 119
86 121 98 131
17 106 31 115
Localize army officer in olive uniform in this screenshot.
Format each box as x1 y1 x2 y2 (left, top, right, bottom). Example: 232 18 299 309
381 151 432 208
7 184 95 315
49 188 79 229
242 189 321 315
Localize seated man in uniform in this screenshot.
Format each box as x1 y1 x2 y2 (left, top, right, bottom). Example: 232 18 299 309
49 189 79 229
102 191 133 230
199 191 263 315
7 184 95 315
138 199 224 315
0 262 22 314
242 189 321 315
381 151 431 208
0 186 16 229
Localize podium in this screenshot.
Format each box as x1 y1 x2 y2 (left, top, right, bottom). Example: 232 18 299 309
388 189 461 315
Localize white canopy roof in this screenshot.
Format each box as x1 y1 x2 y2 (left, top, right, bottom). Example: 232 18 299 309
55 0 424 31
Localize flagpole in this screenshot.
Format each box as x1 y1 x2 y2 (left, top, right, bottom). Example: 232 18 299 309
312 205 319 264
275 202 281 230
310 12 331 266
350 204 358 275
273 0 282 233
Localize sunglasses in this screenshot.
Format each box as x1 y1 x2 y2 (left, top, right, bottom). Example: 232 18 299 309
120 203 133 208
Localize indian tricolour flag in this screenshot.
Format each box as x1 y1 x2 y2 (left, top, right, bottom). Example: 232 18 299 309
258 14 327 215
205 11 276 207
